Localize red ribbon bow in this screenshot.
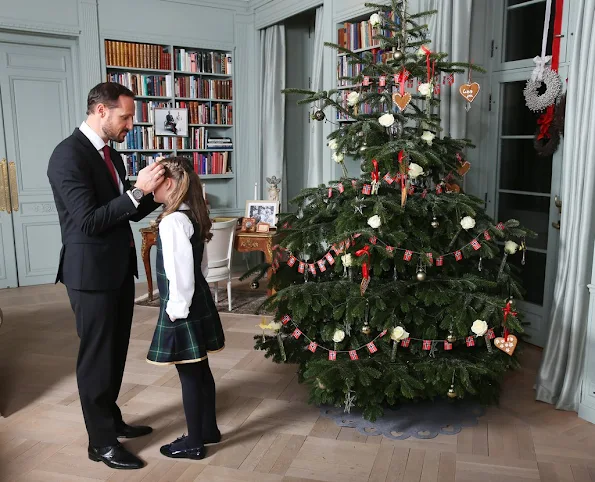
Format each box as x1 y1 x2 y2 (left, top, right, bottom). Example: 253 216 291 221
420 45 434 83
537 105 555 140
355 245 371 279
371 159 379 183
502 301 517 339
397 69 409 95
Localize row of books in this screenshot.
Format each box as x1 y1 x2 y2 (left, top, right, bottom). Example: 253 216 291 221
337 11 398 52
174 49 232 75
113 127 178 151
134 101 171 124
178 129 233 150
176 101 233 125
105 40 171 70
337 50 396 86
189 152 231 175
122 153 166 177
174 77 233 100
107 73 172 97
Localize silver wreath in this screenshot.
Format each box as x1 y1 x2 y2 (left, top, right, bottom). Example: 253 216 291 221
523 68 562 112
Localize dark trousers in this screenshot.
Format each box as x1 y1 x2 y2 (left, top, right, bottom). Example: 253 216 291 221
67 275 135 447
176 360 219 447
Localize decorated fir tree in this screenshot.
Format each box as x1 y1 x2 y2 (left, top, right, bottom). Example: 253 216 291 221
248 0 535 420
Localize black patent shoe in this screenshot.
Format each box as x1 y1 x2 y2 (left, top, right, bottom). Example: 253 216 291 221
88 443 145 469
160 436 206 460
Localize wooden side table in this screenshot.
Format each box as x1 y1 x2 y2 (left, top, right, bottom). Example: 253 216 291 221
140 226 158 301
234 230 280 296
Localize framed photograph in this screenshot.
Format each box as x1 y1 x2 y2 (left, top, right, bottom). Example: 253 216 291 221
256 222 270 233
154 107 188 137
245 200 279 228
241 217 256 232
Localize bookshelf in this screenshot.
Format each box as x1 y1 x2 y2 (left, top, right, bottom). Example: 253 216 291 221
335 10 398 122
103 39 235 210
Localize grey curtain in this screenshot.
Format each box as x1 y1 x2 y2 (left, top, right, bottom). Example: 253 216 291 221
260 24 287 208
419 0 473 138
535 0 595 411
306 6 325 187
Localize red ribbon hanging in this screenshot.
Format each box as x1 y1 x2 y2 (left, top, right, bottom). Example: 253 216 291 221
502 300 517 339
371 159 379 183
397 69 409 95
355 245 371 279
536 0 564 138
420 45 432 83
398 150 407 189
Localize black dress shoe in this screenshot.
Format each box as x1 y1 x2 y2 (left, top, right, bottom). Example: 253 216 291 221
160 436 206 460
116 423 153 439
88 443 145 469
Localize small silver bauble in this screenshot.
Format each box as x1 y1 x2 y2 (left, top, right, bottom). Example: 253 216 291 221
416 270 426 281
446 334 457 343
447 385 457 398
250 281 259 289
361 324 371 335
393 49 404 61
431 217 439 229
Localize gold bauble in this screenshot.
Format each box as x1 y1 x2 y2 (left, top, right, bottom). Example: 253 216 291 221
416 270 426 281
447 385 457 398
447 334 457 343
361 324 371 335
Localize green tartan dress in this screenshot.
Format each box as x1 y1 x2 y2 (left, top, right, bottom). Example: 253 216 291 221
147 214 225 365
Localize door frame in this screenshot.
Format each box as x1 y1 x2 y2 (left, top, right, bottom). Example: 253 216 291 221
0 31 81 287
484 66 565 348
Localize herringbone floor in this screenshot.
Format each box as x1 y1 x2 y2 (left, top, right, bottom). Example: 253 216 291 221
0 282 594 481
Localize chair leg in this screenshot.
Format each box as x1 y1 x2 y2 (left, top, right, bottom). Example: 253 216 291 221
227 280 232 312
214 282 218 303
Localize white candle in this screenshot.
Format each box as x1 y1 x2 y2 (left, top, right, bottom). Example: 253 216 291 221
254 182 258 200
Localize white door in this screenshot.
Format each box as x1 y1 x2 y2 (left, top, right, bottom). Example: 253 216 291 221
0 38 78 286
485 0 568 347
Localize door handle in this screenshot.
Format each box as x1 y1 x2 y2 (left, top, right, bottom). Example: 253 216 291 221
552 220 560 230
0 159 10 213
8 162 18 212
554 195 561 213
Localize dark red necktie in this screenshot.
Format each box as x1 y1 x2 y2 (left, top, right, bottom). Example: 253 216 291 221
102 145 134 248
102 145 119 187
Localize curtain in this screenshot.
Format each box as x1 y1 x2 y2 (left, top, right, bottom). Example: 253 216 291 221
260 24 287 208
535 0 595 411
306 6 325 187
419 0 473 139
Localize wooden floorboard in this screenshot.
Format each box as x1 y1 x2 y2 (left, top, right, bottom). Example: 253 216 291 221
0 282 594 481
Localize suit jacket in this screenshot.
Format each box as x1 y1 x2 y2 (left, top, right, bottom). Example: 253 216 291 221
47 128 160 291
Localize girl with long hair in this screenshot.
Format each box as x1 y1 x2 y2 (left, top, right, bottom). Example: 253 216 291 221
146 156 225 460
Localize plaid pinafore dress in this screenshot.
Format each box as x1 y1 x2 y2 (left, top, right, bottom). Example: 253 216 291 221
147 213 225 365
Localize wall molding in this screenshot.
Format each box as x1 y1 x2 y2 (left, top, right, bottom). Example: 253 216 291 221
0 16 80 37
161 0 251 12
100 28 234 51
77 0 101 108
254 0 322 29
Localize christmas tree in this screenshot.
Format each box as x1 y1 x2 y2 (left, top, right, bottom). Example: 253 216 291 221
248 0 535 421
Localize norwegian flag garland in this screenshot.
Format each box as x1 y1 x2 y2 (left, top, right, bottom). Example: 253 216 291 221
276 314 502 361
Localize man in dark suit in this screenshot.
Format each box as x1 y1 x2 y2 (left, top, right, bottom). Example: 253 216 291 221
47 82 165 470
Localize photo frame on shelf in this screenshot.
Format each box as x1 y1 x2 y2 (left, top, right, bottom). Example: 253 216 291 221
245 200 279 228
154 107 188 137
256 222 270 233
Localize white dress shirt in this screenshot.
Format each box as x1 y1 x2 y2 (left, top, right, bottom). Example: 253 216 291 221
160 205 209 321
79 121 139 207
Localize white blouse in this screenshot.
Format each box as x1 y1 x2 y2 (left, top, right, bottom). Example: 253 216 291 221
159 205 209 321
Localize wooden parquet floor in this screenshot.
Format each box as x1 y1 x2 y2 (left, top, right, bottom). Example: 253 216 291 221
0 283 594 481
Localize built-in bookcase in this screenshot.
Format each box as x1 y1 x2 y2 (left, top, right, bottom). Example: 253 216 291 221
103 39 235 211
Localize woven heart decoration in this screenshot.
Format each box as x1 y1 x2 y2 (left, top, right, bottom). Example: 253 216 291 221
392 92 412 111
494 334 517 356
459 82 480 103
